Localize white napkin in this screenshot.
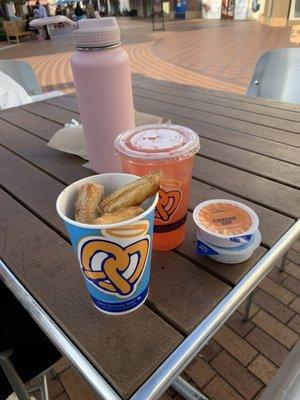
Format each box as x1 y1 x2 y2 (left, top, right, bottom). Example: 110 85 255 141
0 71 32 110
48 111 169 160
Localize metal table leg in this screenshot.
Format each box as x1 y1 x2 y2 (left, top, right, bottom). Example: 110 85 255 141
172 376 210 400
0 349 31 400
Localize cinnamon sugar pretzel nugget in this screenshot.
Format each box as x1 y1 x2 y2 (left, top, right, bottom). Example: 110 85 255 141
99 171 162 214
93 206 143 225
75 183 104 224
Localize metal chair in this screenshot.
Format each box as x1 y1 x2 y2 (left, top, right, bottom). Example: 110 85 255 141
0 60 42 96
0 60 64 102
246 48 300 105
260 341 300 400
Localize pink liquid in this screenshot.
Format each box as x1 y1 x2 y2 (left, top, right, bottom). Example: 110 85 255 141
120 157 194 251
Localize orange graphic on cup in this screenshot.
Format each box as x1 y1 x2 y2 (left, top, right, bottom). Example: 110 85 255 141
102 220 149 239
155 179 182 222
79 237 150 296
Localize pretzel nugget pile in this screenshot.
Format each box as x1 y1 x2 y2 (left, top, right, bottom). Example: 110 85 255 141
75 171 162 225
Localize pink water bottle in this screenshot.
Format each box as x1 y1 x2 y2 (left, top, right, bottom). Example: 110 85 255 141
71 16 135 172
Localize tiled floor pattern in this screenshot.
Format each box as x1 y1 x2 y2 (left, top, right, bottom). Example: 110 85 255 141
28 242 299 400
0 18 296 95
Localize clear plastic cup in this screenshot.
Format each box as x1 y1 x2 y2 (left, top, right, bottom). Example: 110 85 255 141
115 124 200 251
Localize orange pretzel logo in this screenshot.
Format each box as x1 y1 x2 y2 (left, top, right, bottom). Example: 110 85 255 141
79 237 149 297
155 188 181 222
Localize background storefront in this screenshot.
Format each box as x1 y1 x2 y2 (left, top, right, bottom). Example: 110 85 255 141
263 0 300 26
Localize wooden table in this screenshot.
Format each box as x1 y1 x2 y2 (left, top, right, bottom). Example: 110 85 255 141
0 76 299 400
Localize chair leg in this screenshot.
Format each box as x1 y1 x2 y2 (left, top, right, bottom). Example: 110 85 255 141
279 252 288 272
0 350 31 400
242 292 254 321
40 374 49 400
27 373 50 400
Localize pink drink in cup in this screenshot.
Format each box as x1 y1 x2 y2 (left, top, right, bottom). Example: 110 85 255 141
115 124 200 251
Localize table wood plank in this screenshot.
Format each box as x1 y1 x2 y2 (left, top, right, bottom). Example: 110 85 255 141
193 157 300 219
201 139 299 188
133 75 300 113
0 118 90 185
0 107 62 140
0 189 183 399
45 96 79 114
21 102 79 125
133 87 300 135
148 251 230 334
133 77 300 123
134 100 300 166
134 95 300 147
46 95 300 166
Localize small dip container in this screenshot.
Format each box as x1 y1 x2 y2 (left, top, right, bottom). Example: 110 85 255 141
197 230 262 264
193 199 259 248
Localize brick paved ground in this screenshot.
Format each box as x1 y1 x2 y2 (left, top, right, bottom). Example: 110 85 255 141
28 242 299 400
1 17 298 400
0 18 296 94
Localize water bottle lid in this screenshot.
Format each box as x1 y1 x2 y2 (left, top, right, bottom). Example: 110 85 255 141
74 17 120 49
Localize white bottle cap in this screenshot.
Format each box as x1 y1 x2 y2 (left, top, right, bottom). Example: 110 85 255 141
74 16 121 49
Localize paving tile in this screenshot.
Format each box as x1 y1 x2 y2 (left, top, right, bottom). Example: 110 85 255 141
284 262 300 279
185 356 216 389
248 355 278 385
237 301 260 319
287 250 300 266
60 367 96 400
253 289 295 323
203 375 243 400
201 339 222 362
253 388 266 400
258 277 295 305
246 327 289 367
282 275 300 295
53 357 71 374
252 310 298 350
226 311 255 337
289 297 300 313
211 351 263 400
173 394 186 400
291 240 300 252
288 314 300 335
268 267 288 284
214 325 258 366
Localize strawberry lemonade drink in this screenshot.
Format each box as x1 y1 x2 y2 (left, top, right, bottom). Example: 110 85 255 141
115 124 200 251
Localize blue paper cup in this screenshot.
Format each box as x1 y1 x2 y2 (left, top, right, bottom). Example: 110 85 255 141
56 173 158 315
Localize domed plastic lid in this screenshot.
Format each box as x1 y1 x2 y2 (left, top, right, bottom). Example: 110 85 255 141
115 124 200 164
74 16 120 49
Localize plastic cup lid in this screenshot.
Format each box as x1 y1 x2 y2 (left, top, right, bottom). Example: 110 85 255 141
114 124 200 164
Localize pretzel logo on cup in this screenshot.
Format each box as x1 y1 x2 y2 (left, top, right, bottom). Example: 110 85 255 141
155 179 182 222
78 222 150 297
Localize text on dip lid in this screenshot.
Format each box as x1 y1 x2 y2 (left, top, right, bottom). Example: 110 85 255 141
194 199 259 238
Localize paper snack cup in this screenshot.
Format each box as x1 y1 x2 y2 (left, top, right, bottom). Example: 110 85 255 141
56 173 158 315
